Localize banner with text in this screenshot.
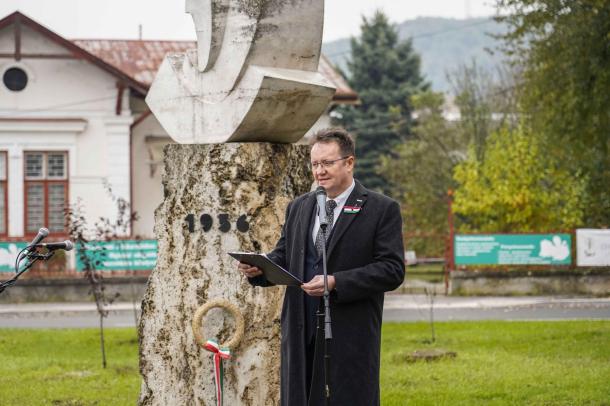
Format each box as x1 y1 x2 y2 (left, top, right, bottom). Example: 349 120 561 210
76 240 157 271
576 229 610 267
455 234 572 265
0 242 28 272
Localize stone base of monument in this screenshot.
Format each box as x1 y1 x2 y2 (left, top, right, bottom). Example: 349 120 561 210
138 143 311 406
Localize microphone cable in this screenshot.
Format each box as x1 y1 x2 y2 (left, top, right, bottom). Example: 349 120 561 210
0 246 31 294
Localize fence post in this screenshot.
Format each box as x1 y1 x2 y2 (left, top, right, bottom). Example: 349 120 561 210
445 189 455 295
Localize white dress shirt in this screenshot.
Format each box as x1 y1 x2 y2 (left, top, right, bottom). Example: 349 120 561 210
311 179 356 244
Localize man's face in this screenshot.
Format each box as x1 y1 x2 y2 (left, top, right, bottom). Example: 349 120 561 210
310 141 354 198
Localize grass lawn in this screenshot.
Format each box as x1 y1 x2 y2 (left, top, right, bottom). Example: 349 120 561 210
404 264 445 284
1 321 609 405
0 328 140 406
381 321 610 405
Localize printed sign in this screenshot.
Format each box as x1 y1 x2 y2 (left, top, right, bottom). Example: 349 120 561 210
455 234 572 265
0 242 28 272
76 240 157 271
576 229 610 267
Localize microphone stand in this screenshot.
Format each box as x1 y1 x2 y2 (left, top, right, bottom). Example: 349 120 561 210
317 222 332 405
0 247 55 295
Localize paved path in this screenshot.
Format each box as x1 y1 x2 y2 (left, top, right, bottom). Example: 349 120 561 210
384 295 610 322
1 296 609 328
0 302 141 329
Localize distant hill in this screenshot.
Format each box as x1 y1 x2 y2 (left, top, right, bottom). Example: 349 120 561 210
322 17 508 92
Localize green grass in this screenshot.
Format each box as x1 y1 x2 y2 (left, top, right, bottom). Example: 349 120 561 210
1 322 610 405
407 264 444 273
406 264 445 283
0 328 140 406
381 321 610 405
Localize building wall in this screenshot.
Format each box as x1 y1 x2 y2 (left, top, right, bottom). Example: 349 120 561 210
0 24 132 238
303 109 333 141
131 112 168 238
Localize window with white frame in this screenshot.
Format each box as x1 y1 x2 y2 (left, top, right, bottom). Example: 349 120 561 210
24 152 68 234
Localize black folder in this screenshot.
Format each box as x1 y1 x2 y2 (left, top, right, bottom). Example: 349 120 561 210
229 252 303 286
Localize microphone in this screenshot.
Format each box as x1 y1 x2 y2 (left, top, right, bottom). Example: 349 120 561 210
26 228 49 248
35 240 74 251
315 186 328 228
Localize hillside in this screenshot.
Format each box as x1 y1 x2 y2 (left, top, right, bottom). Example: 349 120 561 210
322 17 508 92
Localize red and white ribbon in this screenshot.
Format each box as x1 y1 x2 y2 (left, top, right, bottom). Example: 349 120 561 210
203 339 231 406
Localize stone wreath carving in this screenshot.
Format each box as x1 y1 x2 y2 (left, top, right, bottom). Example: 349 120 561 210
192 298 245 350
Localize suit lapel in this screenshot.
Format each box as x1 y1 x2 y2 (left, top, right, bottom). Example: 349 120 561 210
296 192 317 280
327 181 368 259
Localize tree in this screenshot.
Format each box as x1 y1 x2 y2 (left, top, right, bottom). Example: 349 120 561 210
379 61 516 254
453 125 586 232
448 60 522 156
65 182 138 369
379 91 461 256
337 10 428 193
495 0 610 226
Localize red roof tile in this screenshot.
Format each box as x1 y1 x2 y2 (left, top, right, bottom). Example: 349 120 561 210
74 39 358 103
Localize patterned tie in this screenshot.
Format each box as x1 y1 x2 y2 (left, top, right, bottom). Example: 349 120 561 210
315 199 337 257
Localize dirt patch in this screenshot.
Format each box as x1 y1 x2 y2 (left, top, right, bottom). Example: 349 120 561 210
393 349 458 363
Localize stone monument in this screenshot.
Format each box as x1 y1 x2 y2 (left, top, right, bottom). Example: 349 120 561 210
146 0 336 144
138 1 335 405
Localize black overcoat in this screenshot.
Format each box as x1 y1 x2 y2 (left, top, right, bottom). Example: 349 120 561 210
250 180 405 406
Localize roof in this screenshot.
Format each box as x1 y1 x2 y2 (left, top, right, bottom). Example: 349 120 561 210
0 12 149 94
72 40 192 88
74 39 358 103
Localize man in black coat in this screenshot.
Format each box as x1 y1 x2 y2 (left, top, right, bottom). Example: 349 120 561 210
238 128 405 405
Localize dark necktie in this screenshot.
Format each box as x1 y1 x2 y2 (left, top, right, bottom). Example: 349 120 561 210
315 199 337 256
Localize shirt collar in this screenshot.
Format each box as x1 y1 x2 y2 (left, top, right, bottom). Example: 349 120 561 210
328 179 355 207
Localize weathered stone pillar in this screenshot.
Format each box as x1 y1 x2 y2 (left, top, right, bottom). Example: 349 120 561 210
139 143 312 405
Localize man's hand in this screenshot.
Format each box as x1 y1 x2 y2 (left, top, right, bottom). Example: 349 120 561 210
238 262 263 278
301 275 335 297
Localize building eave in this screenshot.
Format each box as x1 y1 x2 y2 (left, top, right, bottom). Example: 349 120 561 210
0 11 149 95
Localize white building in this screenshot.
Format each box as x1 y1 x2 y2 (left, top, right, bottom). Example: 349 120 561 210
0 11 358 245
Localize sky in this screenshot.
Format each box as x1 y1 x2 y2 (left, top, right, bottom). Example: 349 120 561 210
1 0 495 42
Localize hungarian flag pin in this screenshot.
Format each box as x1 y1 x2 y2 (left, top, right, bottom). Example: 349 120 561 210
343 205 361 214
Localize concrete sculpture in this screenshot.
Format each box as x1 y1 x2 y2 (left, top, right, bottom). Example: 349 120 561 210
146 0 336 143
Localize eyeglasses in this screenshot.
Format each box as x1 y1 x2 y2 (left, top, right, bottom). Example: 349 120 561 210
310 156 351 170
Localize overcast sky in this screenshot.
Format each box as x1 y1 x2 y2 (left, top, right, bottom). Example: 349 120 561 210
1 1 496 42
